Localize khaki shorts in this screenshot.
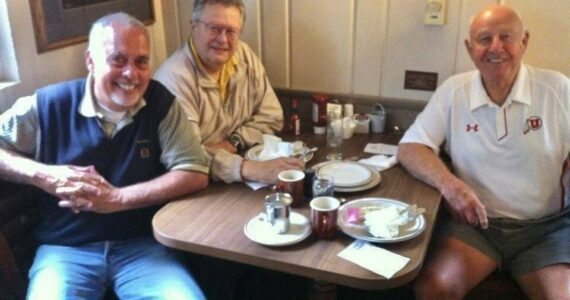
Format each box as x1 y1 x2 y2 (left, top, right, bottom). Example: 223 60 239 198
439 208 570 277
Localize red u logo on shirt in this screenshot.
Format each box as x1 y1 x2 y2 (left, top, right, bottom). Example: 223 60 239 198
466 124 479 132
523 116 542 134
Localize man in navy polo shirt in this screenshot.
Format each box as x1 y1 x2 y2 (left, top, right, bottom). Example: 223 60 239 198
0 13 209 299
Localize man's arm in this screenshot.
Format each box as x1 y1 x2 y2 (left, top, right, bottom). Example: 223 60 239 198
0 148 105 206
59 169 208 213
398 143 488 228
232 68 284 147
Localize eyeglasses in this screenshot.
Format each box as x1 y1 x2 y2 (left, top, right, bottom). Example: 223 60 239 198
195 20 241 40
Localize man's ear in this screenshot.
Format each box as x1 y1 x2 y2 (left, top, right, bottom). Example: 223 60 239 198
521 31 530 49
85 50 94 72
464 39 473 54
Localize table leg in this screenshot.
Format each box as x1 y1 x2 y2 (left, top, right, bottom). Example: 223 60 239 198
309 280 338 300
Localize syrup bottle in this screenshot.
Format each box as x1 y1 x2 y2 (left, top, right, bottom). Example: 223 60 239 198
290 99 301 135
311 94 328 134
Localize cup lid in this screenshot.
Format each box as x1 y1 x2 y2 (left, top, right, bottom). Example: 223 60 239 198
265 192 293 206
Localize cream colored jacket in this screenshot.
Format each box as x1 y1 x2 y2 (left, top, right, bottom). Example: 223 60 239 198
154 41 283 183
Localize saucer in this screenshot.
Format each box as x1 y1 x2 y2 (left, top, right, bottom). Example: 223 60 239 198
244 212 311 246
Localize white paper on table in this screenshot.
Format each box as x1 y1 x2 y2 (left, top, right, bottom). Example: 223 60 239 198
364 143 398 156
358 155 398 172
244 181 270 190
338 240 410 279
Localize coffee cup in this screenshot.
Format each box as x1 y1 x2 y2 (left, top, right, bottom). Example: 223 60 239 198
276 170 305 207
310 196 340 239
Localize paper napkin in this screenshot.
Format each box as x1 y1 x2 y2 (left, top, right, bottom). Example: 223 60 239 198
364 143 398 156
359 155 398 171
338 240 410 279
245 181 270 190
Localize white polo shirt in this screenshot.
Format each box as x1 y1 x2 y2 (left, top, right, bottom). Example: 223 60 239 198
400 64 570 219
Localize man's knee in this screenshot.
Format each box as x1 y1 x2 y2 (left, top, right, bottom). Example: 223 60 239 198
414 270 470 300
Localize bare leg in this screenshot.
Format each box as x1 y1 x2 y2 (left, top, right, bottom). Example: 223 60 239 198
414 235 497 300
517 263 570 300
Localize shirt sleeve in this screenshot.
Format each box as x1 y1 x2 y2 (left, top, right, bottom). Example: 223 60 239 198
399 90 449 154
232 51 283 147
0 95 40 158
158 100 210 174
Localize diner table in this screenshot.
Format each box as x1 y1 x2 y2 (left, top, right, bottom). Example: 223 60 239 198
153 130 442 296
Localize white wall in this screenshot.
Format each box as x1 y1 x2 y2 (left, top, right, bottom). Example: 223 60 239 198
245 0 569 101
173 0 569 102
0 0 168 112
1 0 568 112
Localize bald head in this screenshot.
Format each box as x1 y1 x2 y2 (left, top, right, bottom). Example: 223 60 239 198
469 5 526 41
464 5 529 104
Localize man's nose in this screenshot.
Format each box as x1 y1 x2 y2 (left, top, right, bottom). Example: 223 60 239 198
215 30 229 43
122 63 135 77
489 36 503 52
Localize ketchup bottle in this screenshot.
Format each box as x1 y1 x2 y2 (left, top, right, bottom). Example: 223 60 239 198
290 99 301 135
311 94 328 134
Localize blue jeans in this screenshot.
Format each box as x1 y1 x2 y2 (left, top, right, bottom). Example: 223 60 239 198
27 237 205 300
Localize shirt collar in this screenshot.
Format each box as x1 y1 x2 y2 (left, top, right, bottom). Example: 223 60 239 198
469 64 531 111
79 73 146 119
187 36 238 82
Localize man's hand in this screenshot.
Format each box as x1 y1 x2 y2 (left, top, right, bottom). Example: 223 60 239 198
32 164 125 214
241 157 305 184
441 177 488 229
57 175 124 214
33 165 103 197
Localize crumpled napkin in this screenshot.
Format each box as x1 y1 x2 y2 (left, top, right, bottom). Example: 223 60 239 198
364 206 410 238
258 135 284 160
358 155 398 171
257 135 304 161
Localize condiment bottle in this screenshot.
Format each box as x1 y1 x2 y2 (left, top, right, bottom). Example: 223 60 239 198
311 94 328 134
290 99 301 135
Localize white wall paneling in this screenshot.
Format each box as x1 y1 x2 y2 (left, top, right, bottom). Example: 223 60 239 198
289 0 355 94
505 0 570 76
352 0 387 96
380 0 463 101
260 0 290 87
2 0 567 111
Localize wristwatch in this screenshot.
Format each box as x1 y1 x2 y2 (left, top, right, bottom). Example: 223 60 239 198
229 134 243 152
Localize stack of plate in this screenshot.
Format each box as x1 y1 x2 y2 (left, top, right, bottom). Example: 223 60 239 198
313 161 381 192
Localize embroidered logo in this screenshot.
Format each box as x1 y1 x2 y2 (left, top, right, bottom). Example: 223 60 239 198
466 124 479 132
140 147 150 159
523 116 542 134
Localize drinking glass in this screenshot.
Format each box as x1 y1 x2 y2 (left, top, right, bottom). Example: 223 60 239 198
326 109 343 160
312 173 334 198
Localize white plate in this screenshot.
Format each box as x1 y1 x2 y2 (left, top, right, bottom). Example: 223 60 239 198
338 197 425 243
317 161 372 187
245 144 314 163
244 211 311 246
313 162 381 192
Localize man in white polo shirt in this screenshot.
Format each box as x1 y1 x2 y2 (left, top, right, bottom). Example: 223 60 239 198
398 4 570 300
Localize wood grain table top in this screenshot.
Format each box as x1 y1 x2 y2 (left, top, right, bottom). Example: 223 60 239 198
153 132 441 290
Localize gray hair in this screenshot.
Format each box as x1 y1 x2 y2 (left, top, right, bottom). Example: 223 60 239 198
88 12 149 52
191 0 246 24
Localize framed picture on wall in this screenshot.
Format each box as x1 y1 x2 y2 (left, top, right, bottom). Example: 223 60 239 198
29 0 154 54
